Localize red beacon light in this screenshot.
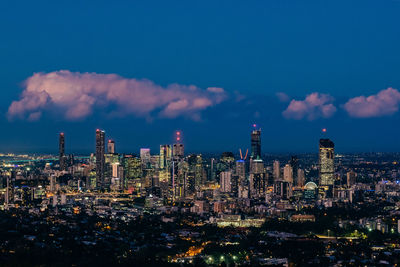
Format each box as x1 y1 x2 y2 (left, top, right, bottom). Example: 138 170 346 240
175 130 182 142
322 128 327 133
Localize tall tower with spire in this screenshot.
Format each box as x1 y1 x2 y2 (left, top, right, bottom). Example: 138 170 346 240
250 124 261 160
96 129 106 189
59 133 66 171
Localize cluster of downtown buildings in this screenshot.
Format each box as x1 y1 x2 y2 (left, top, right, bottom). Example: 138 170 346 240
1 128 400 265
56 127 337 205
0 127 392 218
1 127 399 228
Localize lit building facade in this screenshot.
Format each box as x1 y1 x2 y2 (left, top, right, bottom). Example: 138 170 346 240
95 129 106 189
251 128 261 160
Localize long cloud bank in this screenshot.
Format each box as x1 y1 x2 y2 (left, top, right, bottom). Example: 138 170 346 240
283 88 400 120
343 87 400 118
8 70 226 121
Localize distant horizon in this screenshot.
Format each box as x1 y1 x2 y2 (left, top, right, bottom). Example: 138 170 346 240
3 148 400 157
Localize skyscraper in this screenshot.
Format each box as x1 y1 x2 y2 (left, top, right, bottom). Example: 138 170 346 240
235 160 246 183
251 128 261 160
140 148 151 167
319 138 335 190
283 164 293 183
123 154 143 192
173 144 184 158
96 129 106 189
107 140 115 154
220 171 232 192
159 144 172 169
59 133 66 171
290 156 299 185
273 160 280 181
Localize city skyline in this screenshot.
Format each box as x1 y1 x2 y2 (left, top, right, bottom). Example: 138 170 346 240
1 127 341 156
0 126 391 155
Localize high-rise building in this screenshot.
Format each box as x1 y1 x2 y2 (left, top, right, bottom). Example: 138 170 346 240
59 133 66 171
251 128 261 160
140 148 151 167
290 156 299 185
123 155 143 194
319 139 335 195
173 144 184 158
174 160 189 199
123 155 142 180
235 160 246 183
250 159 264 174
107 140 115 154
159 144 172 169
283 164 293 183
220 171 232 192
96 129 106 189
346 171 357 187
273 160 280 181
297 169 306 187
274 181 292 200
187 154 204 192
249 159 267 197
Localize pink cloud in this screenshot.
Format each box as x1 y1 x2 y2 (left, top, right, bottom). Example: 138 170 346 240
343 87 400 118
7 70 226 121
283 93 336 120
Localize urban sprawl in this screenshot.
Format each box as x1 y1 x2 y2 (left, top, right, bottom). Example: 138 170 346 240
0 128 399 266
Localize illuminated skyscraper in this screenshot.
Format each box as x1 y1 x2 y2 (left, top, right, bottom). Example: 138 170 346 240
172 131 184 159
159 144 172 169
249 158 266 197
250 158 264 174
96 129 106 189
123 155 142 193
273 160 280 181
140 148 151 168
173 144 184 158
235 160 246 183
251 127 261 160
290 156 299 185
220 171 232 192
107 140 115 154
283 164 293 183
123 155 142 179
59 133 66 171
319 138 335 188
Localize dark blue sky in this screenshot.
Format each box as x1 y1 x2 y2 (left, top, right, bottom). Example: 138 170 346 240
1 0 400 154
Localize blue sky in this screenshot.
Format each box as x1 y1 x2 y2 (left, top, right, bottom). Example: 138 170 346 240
1 0 400 154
